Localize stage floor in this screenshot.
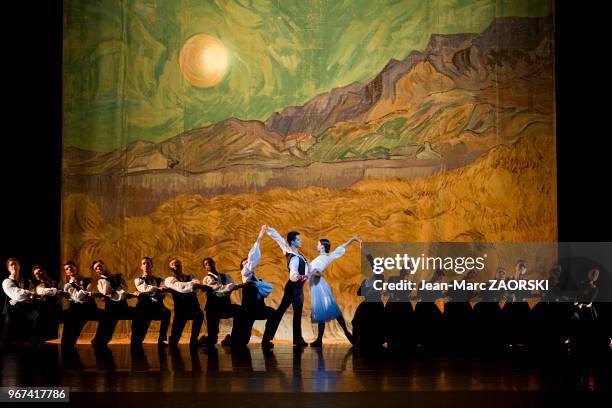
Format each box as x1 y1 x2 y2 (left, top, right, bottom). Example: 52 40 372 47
1 344 610 406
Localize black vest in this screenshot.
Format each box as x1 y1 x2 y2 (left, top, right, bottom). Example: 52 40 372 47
99 274 123 290
69 277 91 291
169 274 200 312
99 274 129 313
136 276 163 303
286 253 306 288
67 277 94 306
205 273 232 311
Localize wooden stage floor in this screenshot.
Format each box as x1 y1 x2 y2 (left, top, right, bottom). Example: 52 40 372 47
1 344 610 407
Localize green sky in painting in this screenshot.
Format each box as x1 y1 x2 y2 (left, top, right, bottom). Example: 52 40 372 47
63 0 551 152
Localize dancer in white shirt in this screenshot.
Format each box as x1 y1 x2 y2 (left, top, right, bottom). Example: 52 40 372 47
92 260 136 346
131 257 171 347
262 227 310 349
230 225 275 347
163 258 204 347
31 265 63 344
1 258 37 345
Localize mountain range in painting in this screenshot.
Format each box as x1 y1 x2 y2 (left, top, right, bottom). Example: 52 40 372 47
64 16 554 221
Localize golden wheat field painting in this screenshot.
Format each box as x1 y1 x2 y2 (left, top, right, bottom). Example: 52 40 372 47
62 0 556 341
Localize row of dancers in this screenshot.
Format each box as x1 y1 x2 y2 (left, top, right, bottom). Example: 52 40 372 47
3 226 610 353
1 225 361 349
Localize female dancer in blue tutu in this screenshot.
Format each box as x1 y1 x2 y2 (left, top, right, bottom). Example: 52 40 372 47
309 236 361 346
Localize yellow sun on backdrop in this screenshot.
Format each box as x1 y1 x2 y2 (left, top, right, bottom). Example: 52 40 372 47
179 34 228 88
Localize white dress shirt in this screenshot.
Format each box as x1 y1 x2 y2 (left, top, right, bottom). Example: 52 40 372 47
36 285 59 297
164 276 199 293
266 227 311 282
2 277 34 302
241 240 261 283
63 278 93 303
202 272 236 296
97 274 128 301
135 276 163 301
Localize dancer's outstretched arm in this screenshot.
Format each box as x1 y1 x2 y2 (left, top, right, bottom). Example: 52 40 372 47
338 236 361 251
242 225 267 282
326 236 361 264
266 226 290 254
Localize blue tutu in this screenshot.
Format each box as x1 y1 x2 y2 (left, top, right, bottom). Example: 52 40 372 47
254 279 273 298
310 276 342 323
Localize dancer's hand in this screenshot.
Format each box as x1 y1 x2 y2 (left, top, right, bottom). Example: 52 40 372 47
259 224 268 239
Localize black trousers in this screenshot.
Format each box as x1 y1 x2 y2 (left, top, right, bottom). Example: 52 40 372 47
412 302 443 350
1 302 40 344
33 298 63 343
263 280 304 343
206 304 241 344
231 304 276 347
384 301 414 349
352 301 386 348
61 302 105 347
131 299 171 345
502 302 531 346
92 301 136 346
472 302 503 350
169 306 204 345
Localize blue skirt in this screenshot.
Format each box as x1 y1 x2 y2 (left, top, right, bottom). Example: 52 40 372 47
310 276 342 323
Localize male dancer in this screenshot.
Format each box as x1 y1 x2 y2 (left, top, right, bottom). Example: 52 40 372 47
231 225 276 347
131 257 171 347
164 258 204 347
31 265 64 344
93 260 136 346
262 227 310 349
1 258 38 345
200 257 241 347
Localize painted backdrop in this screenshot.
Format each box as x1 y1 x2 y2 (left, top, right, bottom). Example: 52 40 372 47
62 0 556 341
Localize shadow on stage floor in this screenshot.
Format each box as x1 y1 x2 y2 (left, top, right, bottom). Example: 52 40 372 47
1 344 610 406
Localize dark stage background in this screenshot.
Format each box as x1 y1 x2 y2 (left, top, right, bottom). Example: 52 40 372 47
0 0 607 284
